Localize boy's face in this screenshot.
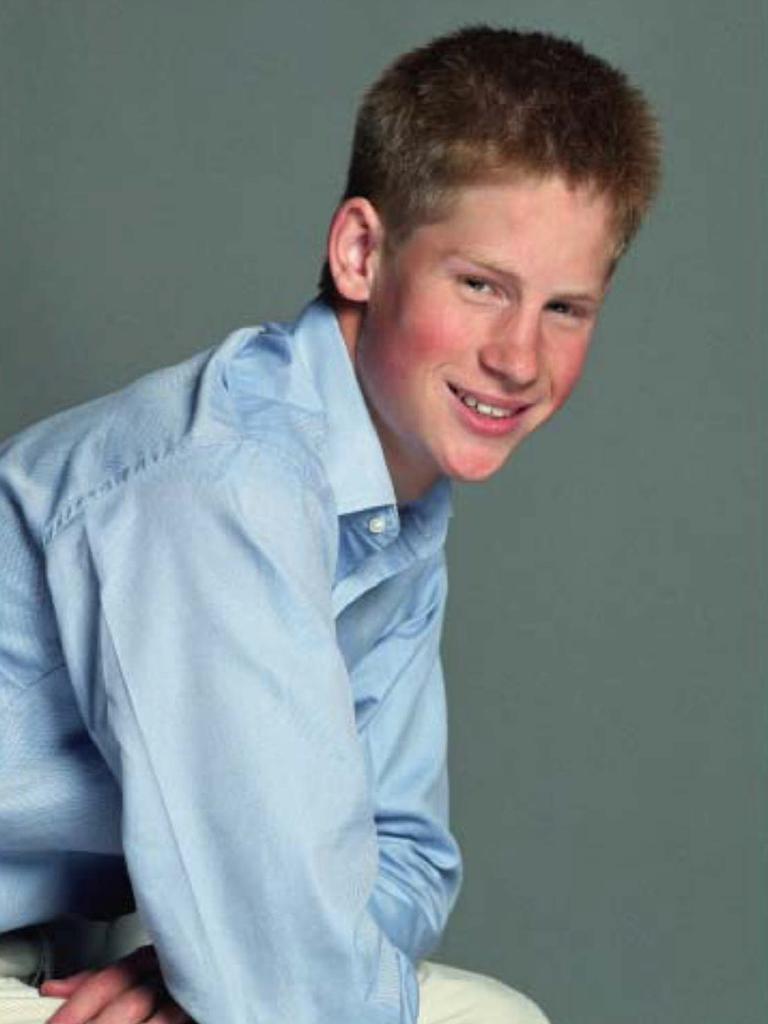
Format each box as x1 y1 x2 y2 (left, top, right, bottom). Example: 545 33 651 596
342 175 617 502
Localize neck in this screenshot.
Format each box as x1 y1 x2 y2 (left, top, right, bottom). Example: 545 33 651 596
329 298 437 504
331 298 365 359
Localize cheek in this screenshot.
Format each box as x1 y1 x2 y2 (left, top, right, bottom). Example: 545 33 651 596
394 303 459 366
365 308 456 394
548 341 592 409
356 336 414 421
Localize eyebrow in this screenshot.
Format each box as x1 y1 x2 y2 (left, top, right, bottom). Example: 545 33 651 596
447 251 605 305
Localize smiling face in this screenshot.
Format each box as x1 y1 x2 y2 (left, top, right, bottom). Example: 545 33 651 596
332 175 617 502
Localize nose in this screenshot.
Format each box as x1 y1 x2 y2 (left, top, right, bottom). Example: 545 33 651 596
478 310 541 387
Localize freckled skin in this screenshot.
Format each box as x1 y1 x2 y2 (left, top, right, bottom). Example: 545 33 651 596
344 176 617 502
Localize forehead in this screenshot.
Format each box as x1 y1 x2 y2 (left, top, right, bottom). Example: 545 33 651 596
404 175 618 285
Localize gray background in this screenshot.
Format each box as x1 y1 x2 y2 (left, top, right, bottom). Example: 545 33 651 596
0 1 764 1022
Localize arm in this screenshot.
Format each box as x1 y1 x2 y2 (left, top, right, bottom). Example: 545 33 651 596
46 440 418 1024
358 562 463 963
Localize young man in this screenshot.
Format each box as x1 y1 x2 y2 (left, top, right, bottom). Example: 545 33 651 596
0 25 660 1024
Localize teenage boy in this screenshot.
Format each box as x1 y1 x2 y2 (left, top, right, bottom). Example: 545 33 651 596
0 25 660 1024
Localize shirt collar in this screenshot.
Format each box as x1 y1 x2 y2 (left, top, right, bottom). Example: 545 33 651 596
401 475 453 547
228 298 453 537
291 300 454 541
286 299 396 516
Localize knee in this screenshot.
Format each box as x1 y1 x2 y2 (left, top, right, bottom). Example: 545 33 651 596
470 972 550 1024
417 961 551 1024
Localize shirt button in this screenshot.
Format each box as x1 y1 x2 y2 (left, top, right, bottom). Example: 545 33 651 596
367 514 387 535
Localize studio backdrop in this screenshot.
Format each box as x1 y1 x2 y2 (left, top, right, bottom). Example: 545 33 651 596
0 3 763 1022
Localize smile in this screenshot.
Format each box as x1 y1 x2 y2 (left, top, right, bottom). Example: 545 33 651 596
448 384 520 420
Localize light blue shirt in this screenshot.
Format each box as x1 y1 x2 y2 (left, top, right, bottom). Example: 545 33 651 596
0 300 462 1022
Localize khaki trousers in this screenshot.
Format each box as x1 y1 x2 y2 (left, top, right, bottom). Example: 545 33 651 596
0 919 550 1024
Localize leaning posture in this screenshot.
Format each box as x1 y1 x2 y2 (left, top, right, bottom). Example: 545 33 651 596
0 26 660 1024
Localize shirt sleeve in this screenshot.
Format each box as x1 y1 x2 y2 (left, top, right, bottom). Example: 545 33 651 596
359 562 463 964
45 440 419 1024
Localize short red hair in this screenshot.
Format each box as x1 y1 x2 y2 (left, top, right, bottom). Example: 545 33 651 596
320 25 661 297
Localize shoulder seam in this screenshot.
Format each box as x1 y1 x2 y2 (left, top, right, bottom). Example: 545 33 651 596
41 429 323 549
41 438 233 548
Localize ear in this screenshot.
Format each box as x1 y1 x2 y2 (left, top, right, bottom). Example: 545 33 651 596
326 198 384 303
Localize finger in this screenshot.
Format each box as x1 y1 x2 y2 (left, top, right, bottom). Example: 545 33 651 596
40 971 94 997
44 943 155 993
46 959 152 1024
89 978 164 1024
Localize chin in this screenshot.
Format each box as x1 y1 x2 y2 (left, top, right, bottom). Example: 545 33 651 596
442 452 510 484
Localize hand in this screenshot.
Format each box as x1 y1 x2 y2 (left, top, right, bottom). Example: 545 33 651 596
40 944 193 1024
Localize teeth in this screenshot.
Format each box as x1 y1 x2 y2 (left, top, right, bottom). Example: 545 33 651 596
458 390 512 418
